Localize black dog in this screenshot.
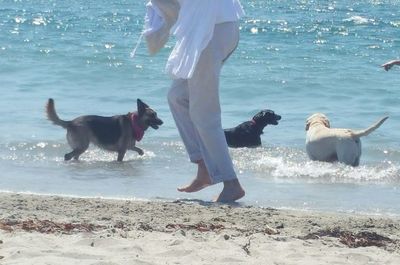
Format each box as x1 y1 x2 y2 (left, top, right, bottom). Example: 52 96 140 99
224 110 281 148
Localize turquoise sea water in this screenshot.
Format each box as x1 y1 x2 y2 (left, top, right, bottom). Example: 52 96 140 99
1 0 399 215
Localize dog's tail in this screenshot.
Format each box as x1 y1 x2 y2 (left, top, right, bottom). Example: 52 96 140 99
46 98 70 128
352 116 389 138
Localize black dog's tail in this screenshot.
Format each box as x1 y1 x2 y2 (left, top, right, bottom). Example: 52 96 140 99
46 98 70 129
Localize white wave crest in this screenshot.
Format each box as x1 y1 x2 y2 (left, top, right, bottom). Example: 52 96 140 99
343 16 373 25
232 147 400 183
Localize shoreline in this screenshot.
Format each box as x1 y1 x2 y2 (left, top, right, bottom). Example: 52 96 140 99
1 192 399 264
1 189 399 218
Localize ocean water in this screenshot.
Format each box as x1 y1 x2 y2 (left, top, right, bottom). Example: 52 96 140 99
1 0 399 216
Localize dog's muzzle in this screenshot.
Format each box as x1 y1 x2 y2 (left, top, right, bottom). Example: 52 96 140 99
272 115 282 125
151 119 163 129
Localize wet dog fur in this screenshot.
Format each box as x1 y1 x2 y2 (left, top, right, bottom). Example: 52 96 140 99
305 113 388 166
46 98 163 161
224 110 281 148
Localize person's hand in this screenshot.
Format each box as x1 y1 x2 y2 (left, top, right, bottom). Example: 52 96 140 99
381 60 398 71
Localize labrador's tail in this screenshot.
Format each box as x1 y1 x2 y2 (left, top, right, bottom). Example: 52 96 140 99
352 116 389 138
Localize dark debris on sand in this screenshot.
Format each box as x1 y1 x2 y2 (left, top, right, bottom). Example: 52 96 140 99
166 222 225 232
300 226 396 249
0 219 105 234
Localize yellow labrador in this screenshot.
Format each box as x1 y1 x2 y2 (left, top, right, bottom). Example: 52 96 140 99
305 113 388 166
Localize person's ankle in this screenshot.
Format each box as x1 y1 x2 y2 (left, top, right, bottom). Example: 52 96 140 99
214 179 245 202
223 178 240 187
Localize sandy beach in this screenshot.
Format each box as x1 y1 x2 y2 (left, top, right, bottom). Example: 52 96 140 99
0 192 399 264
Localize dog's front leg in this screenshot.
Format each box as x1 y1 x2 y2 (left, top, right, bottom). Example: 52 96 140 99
131 146 144 156
117 150 127 162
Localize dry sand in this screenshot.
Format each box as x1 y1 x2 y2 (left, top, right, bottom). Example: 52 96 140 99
0 192 399 265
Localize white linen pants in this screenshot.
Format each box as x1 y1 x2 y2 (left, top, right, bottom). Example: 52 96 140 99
167 22 239 184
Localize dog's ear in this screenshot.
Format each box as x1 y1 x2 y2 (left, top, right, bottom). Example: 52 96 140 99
322 117 330 128
253 110 265 120
137 99 149 116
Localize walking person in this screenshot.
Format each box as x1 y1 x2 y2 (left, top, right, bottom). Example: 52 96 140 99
145 0 245 202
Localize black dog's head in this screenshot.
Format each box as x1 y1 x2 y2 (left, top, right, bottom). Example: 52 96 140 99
137 99 163 130
252 109 281 127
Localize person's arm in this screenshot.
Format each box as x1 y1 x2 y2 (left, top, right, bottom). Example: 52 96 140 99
381 59 400 71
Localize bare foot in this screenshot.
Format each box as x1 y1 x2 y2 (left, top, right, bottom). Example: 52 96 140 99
214 179 245 203
177 160 212 193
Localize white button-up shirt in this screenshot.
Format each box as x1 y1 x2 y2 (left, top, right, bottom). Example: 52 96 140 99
167 0 244 79
144 0 244 79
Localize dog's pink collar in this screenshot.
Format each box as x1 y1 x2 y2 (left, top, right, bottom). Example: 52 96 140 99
130 113 144 142
251 119 256 125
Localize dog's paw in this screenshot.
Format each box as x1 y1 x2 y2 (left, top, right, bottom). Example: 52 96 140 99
138 149 144 156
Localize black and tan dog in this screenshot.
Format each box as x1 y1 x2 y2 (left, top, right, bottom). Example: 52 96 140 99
224 110 281 148
46 98 163 161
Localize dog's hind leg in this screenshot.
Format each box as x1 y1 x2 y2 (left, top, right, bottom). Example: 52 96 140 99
336 140 360 167
64 148 86 161
64 151 74 161
353 157 360 167
65 129 89 161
